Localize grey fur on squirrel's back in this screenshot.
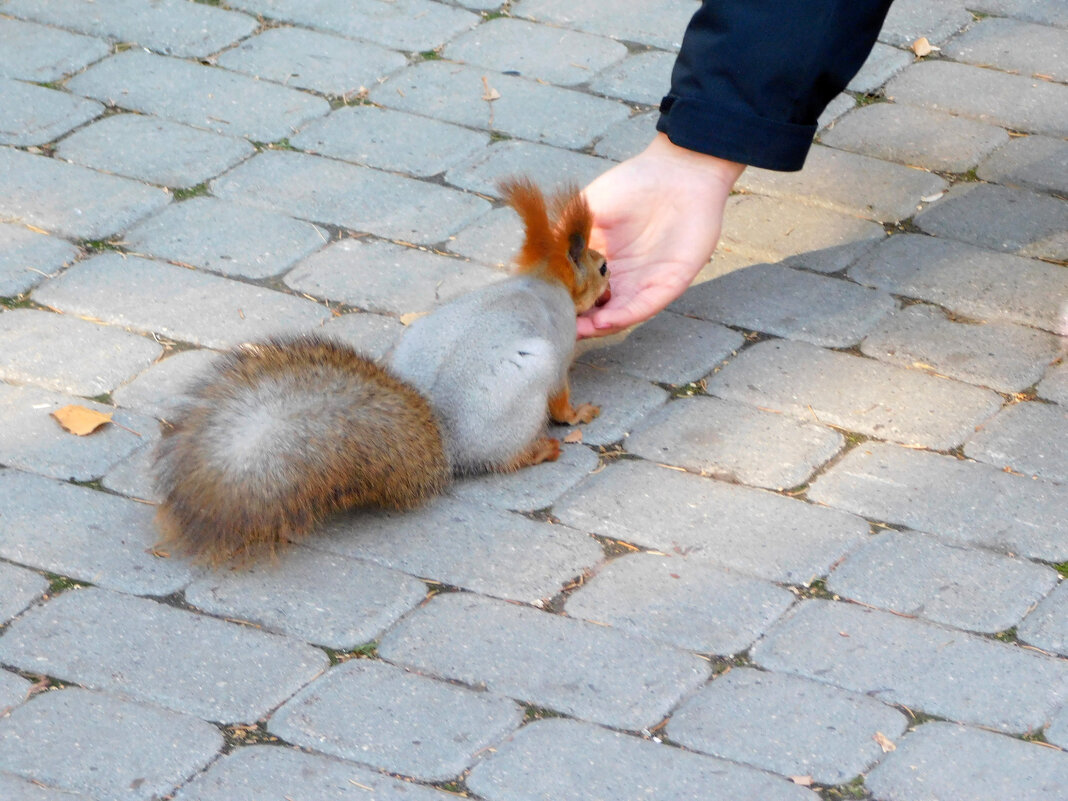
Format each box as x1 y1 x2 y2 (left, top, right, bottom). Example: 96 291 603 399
153 335 449 564
390 274 576 474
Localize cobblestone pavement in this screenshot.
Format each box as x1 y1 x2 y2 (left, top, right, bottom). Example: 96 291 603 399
1 1 1066 800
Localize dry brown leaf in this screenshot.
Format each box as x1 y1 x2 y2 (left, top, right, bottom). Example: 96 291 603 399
790 775 814 787
563 429 583 444
912 37 934 57
52 404 112 436
874 731 897 753
481 75 501 101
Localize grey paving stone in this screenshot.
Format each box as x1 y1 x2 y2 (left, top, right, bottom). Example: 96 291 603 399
318 312 404 363
445 206 524 267
33 252 333 349
467 717 818 801
213 151 490 244
944 17 1067 82
0 670 32 713
593 110 658 161
754 599 1068 733
110 348 221 421
0 384 158 483
0 78 103 146
445 139 613 197
0 587 329 723
292 105 489 178
878 0 974 47
885 60 1068 137
0 561 48 624
227 0 478 52
100 441 158 502
716 194 887 272
1018 581 1068 657
808 442 1068 562
820 102 1010 174
310 496 604 604
68 50 329 142
517 0 696 50
218 26 406 96
846 42 912 94
565 553 795 655
736 144 948 223
379 591 709 730
977 134 1068 195
285 237 501 315
0 774 90 801
0 145 170 240
914 183 1067 261
445 17 628 87
4 0 258 59
578 311 745 385
673 263 894 348
625 395 845 491
969 0 1068 27
861 304 1062 394
0 222 78 297
55 114 254 189
173 746 451 801
817 92 856 131
707 339 1002 450
270 659 522 780
849 234 1068 334
125 196 327 280
449 441 600 513
0 469 193 596
588 50 674 105
554 459 869 585
371 61 630 150
0 18 109 82
0 688 222 801
185 547 426 649
1038 361 1068 405
866 721 1068 801
0 308 162 396
547 362 670 447
1051 706 1068 748
669 668 908 785
827 530 1059 633
965 401 1068 482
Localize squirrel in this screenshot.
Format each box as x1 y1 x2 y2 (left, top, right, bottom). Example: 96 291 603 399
153 177 611 565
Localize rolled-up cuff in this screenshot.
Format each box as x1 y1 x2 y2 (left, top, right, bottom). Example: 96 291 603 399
657 94 817 172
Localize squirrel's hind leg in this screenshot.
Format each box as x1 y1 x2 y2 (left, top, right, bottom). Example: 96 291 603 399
502 436 562 471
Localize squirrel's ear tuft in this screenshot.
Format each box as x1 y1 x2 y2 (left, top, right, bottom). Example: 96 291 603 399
498 176 554 271
567 231 586 268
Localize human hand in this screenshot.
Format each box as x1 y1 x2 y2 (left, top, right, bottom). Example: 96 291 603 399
577 133 744 338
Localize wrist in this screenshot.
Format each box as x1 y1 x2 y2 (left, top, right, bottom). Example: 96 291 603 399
643 133 746 190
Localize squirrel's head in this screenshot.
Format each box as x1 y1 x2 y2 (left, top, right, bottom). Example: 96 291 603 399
499 177 611 314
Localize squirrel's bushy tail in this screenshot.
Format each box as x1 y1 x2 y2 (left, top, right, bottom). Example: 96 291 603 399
153 336 449 565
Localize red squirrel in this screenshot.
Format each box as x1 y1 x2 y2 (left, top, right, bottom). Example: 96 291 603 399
153 178 611 564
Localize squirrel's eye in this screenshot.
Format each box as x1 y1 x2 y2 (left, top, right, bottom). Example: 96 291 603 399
599 263 608 276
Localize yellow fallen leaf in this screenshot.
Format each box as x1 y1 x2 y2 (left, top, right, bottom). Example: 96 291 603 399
399 311 429 326
52 404 112 436
912 37 934 56
790 776 814 787
874 731 897 753
563 429 583 444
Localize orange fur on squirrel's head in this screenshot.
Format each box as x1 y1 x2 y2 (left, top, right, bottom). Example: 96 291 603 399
498 177 611 314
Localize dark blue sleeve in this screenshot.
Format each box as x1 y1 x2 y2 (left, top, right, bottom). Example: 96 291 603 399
657 1 895 171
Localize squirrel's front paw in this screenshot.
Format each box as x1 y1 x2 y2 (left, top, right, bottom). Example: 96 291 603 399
570 403 600 425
